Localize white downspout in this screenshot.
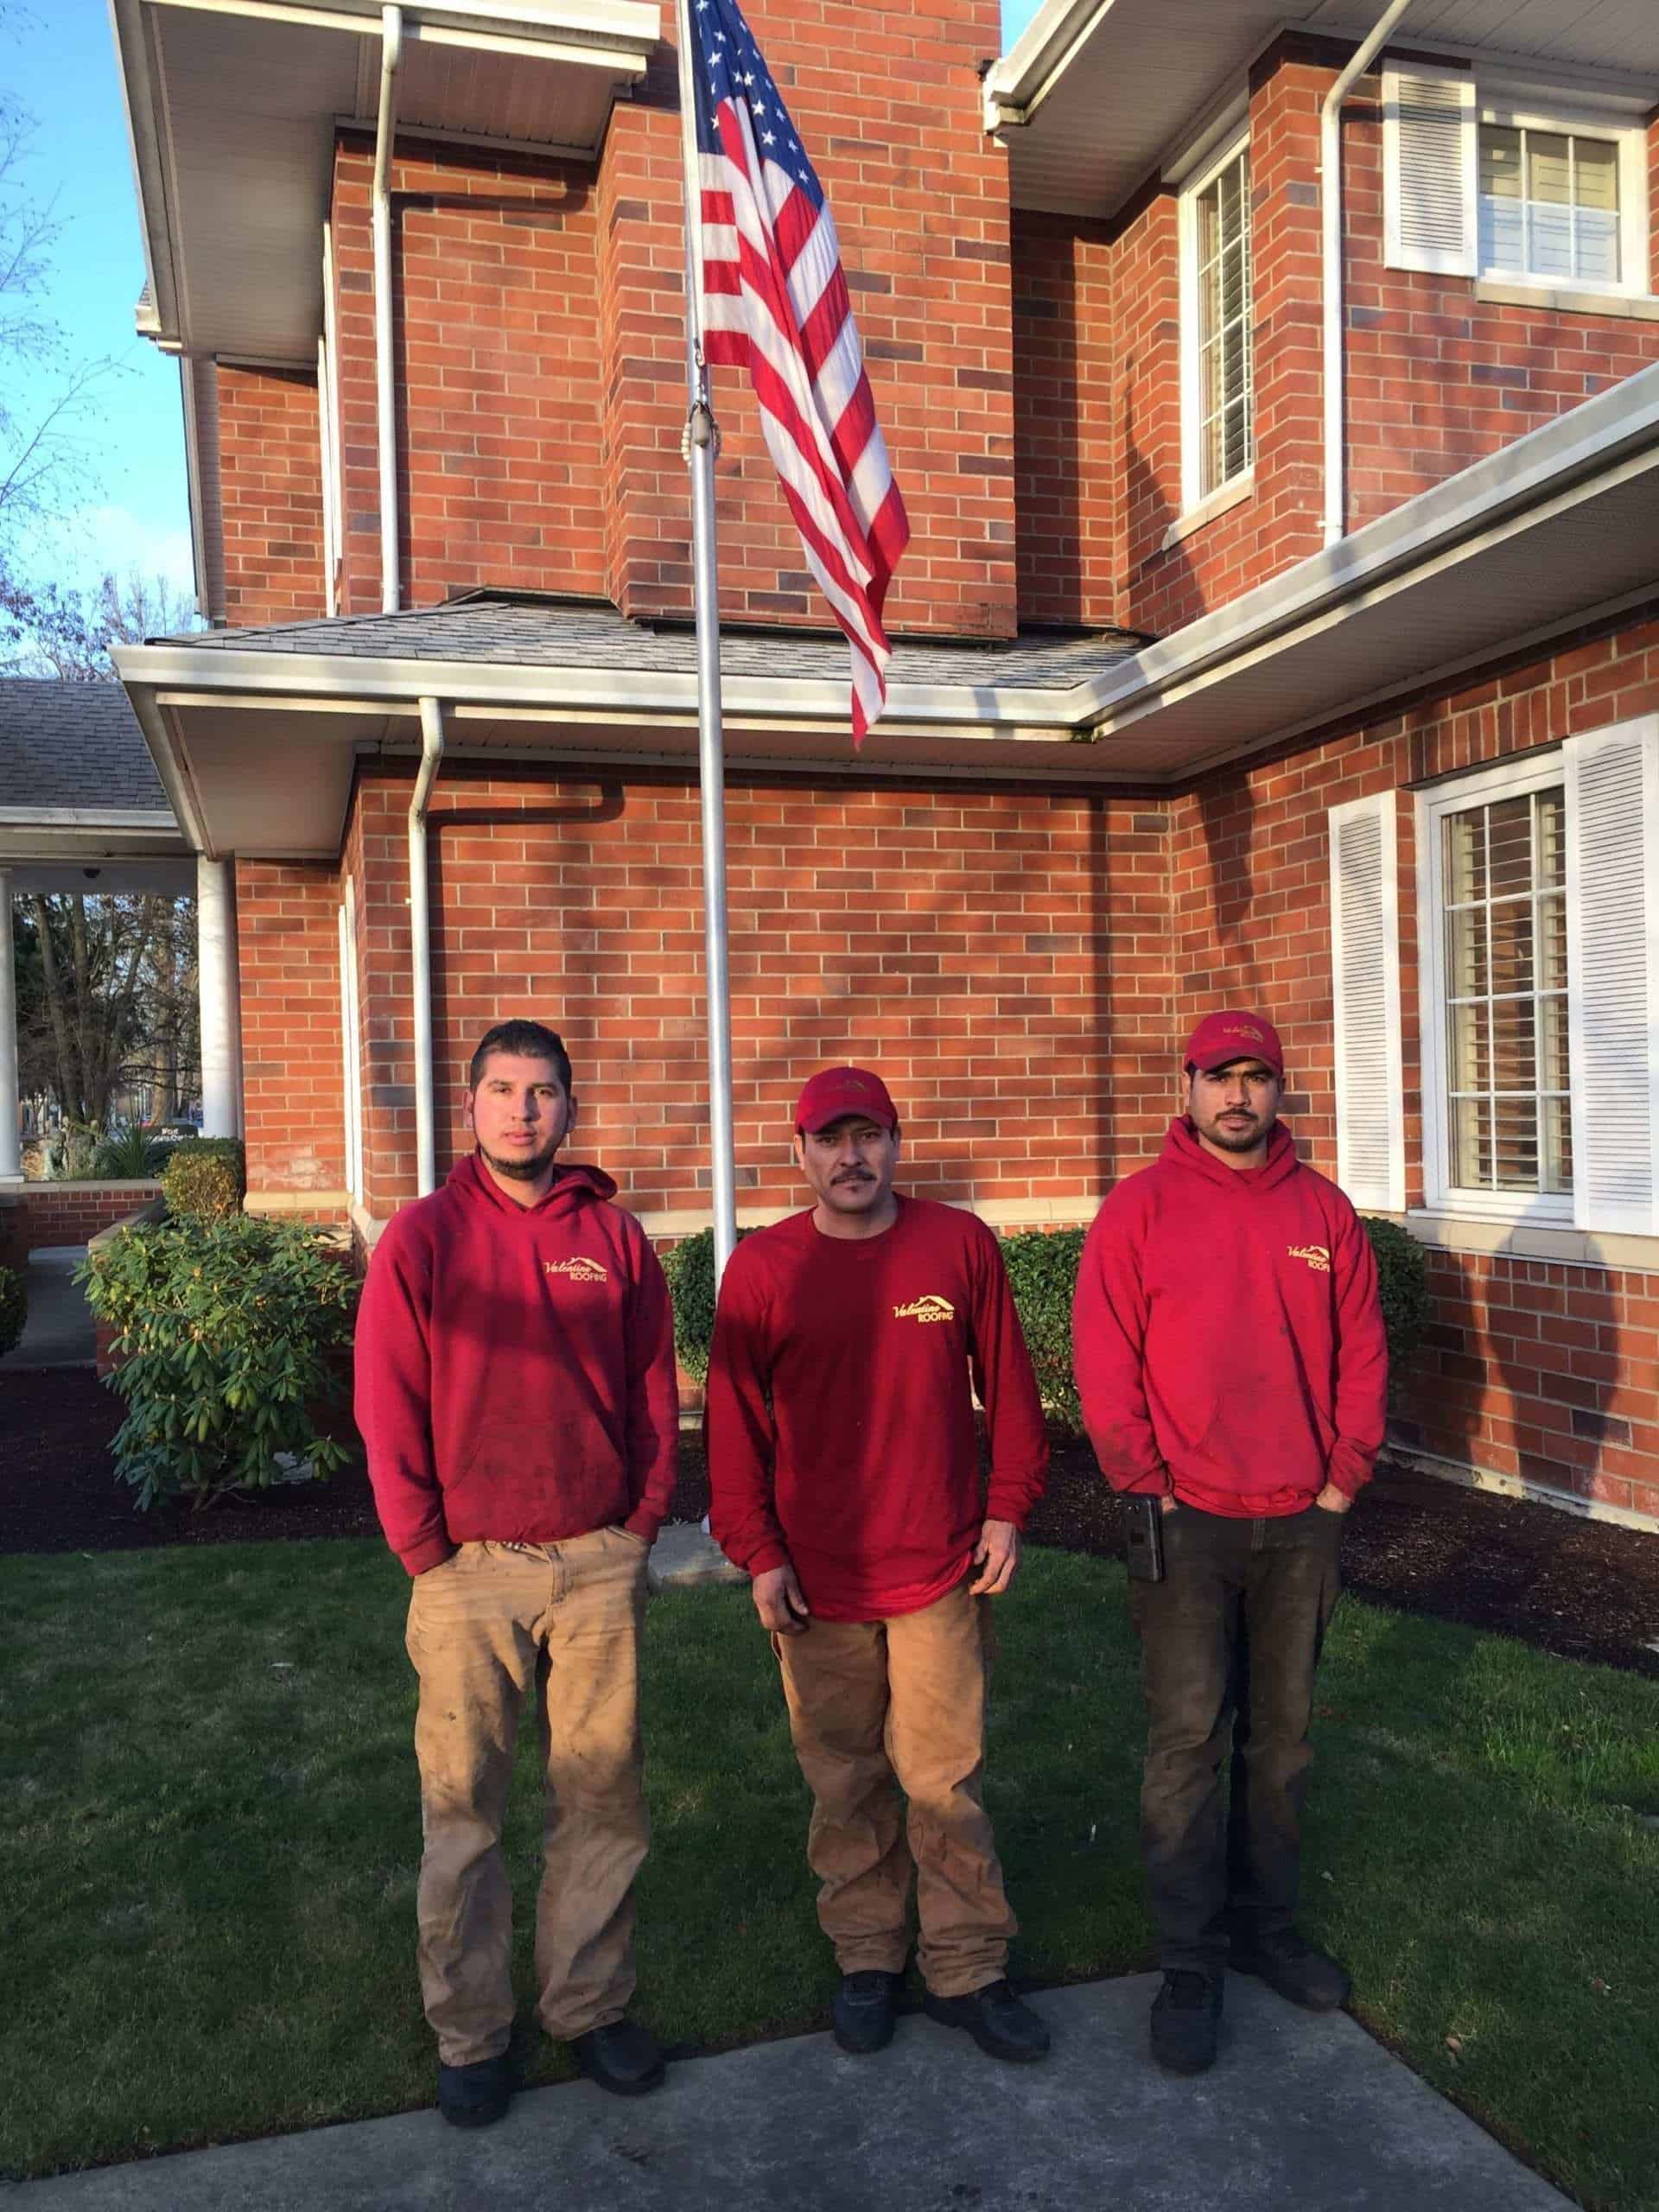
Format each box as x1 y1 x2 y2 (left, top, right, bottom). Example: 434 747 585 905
410 696 446 1196
1322 0 1415 547
373 4 404 613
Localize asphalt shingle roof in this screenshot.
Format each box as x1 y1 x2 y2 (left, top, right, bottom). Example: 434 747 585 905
159 593 1144 691
0 681 169 814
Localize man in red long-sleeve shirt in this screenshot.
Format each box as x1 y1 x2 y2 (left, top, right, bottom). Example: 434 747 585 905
1072 1011 1388 2078
355 1020 678 2128
707 1066 1051 2067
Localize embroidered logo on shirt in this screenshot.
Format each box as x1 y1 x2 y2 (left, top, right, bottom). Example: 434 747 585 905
543 1256 609 1284
1287 1244 1330 1273
893 1294 956 1324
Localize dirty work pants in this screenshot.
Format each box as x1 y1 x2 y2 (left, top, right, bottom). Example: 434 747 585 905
404 1528 650 2065
1129 1503 1344 1974
774 1579 1015 1998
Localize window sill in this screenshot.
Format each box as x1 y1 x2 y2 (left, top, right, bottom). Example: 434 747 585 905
1162 470 1254 551
1474 278 1659 323
1404 1208 1659 1274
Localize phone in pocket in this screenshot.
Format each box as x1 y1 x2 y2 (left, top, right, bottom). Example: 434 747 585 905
1125 1494 1166 1583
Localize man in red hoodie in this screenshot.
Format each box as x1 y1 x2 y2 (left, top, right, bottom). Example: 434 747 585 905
355 1019 677 2128
1072 1013 1387 2077
707 1067 1052 2068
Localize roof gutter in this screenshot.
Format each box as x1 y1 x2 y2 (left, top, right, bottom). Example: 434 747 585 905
1322 0 1416 547
374 4 404 615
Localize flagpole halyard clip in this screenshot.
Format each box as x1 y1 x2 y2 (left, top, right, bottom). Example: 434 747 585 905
683 399 721 463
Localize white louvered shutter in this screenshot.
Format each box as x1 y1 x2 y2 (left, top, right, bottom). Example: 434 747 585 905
1383 65 1478 276
1329 793 1405 1211
1565 719 1659 1234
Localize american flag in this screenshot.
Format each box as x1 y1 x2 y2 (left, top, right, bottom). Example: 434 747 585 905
688 0 910 746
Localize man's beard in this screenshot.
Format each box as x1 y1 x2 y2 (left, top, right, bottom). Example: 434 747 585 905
1201 1112 1272 1152
479 1136 561 1181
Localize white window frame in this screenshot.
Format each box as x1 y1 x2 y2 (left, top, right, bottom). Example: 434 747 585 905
1179 130 1254 516
1474 95 1649 299
1416 748 1573 1225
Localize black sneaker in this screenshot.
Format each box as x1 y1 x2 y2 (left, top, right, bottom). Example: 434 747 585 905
1149 1969 1222 2075
923 1980 1051 2063
832 1969 905 2055
437 2054 513 2129
1230 1928 1351 2012
572 2018 667 2097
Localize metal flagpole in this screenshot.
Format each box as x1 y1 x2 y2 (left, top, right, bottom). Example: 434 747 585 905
674 0 739 1288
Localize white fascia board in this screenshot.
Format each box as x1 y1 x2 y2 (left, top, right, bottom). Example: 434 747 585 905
112 642 1086 733
108 0 181 351
982 0 1118 127
142 0 658 62
122 686 212 856
0 808 183 838
1072 356 1659 731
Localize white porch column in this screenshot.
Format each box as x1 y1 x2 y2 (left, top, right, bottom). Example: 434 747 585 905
0 871 20 1179
197 857 242 1141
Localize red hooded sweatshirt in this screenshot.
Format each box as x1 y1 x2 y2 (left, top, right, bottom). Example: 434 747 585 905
354 1152 678 1575
1072 1119 1387 1516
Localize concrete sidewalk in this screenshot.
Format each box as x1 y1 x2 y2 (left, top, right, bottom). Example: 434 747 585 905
0 1248 94 1371
5 1974 1568 2211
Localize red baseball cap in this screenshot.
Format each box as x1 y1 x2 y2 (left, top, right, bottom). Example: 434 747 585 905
1184 1010 1285 1079
793 1066 899 1134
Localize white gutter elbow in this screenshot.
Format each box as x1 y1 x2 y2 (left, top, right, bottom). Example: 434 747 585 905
374 5 404 614
1322 0 1415 549
410 696 445 1197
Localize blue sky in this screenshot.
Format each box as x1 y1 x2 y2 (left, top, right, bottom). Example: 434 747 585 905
3 0 1046 605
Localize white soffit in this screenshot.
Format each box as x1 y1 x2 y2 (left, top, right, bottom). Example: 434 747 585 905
114 0 659 363
988 0 1659 220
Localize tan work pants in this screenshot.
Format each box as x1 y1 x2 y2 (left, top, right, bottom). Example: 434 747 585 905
404 1528 650 2065
775 1580 1015 1998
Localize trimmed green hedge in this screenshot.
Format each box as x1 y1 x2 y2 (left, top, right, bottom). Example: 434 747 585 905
161 1138 246 1226
663 1215 1430 1429
0 1265 25 1361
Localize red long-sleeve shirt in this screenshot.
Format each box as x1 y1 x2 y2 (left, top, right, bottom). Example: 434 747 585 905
706 1197 1048 1621
354 1153 678 1574
1072 1119 1388 1516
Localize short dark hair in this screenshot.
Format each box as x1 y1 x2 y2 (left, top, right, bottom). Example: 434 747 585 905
467 1020 573 1094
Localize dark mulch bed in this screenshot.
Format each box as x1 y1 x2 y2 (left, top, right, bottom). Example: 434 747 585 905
4 1371 1656 1677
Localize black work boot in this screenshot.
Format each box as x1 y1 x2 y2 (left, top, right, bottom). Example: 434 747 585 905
923 1980 1051 2063
1149 1969 1223 2075
572 2018 667 2096
1230 1927 1351 2012
832 1969 905 2055
437 2054 513 2129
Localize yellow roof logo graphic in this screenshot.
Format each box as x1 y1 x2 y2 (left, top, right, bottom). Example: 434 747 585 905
893 1294 956 1324
544 1256 609 1284
1287 1244 1330 1274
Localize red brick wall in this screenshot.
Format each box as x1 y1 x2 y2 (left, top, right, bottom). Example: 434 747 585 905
13 1183 160 1249
329 133 606 616
235 860 346 1205
217 365 327 626
347 763 1174 1220
1342 74 1659 536
1022 36 1659 638
1166 605 1659 1520
1012 211 1116 627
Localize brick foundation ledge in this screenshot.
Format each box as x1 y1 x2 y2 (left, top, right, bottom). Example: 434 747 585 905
1389 1444 1659 1539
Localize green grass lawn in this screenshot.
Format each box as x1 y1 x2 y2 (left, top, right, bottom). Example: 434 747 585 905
3 1541 1656 2206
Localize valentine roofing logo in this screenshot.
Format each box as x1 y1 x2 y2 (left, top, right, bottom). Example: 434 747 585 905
893 1294 956 1324
1223 1021 1265 1041
1287 1245 1330 1274
544 1256 609 1284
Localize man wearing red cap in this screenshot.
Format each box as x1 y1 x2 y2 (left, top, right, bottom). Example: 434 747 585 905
1072 1013 1387 2076
707 1067 1052 2066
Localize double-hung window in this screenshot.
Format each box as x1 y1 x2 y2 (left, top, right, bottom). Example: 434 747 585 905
1180 137 1253 510
1383 63 1649 300
1330 720 1659 1235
